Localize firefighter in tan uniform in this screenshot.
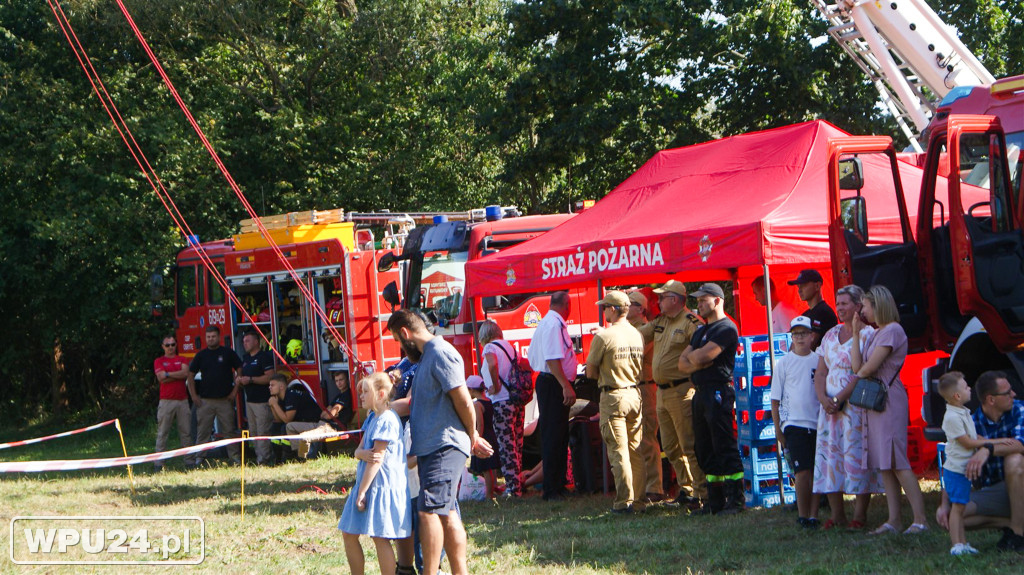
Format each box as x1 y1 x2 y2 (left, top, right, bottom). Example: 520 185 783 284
627 290 664 502
586 290 646 513
637 280 706 508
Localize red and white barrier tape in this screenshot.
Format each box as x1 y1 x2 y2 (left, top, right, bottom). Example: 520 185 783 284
0 419 118 451
0 430 359 473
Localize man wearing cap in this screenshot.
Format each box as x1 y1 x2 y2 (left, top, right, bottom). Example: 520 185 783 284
678 282 744 514
636 280 706 508
788 269 837 350
586 291 646 513
528 291 578 501
627 290 664 503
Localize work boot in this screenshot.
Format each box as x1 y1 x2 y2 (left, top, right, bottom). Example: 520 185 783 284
306 441 322 460
703 482 725 515
719 479 746 515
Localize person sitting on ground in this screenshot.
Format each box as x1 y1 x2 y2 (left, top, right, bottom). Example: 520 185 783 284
267 373 323 460
937 371 1018 555
770 316 821 528
936 370 1024 552
467 375 501 499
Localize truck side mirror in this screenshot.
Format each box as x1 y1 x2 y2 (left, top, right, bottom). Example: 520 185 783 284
838 157 864 190
377 252 399 273
382 281 401 307
840 196 869 245
149 270 164 302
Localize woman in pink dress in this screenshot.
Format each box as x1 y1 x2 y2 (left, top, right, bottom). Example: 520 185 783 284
851 285 928 535
813 285 881 529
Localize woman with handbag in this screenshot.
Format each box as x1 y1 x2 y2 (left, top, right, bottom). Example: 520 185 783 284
851 285 928 535
478 320 525 498
812 285 881 529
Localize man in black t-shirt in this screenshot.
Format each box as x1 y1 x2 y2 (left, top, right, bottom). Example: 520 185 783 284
267 373 323 458
679 283 744 515
788 269 837 350
236 330 276 465
187 325 243 465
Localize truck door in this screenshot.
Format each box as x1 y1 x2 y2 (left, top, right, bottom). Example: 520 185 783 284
826 137 928 348
929 115 1024 352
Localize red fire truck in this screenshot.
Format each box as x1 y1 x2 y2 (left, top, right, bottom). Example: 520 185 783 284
172 207 598 412
825 114 1024 440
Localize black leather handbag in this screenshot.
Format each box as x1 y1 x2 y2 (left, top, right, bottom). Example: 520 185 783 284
849 370 900 412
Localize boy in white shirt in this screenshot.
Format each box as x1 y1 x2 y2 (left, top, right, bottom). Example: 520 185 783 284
771 316 821 528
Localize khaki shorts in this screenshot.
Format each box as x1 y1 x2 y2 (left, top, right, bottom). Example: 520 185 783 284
971 482 1010 518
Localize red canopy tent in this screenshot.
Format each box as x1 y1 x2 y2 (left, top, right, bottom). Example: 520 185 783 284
465 120 967 318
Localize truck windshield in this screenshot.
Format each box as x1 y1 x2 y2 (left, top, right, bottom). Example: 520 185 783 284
1008 131 1022 195
418 250 468 323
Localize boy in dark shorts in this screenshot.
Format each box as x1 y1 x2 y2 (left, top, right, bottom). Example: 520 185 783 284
771 316 821 528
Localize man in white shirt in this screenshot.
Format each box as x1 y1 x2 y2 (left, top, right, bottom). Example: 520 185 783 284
528 291 578 500
751 276 797 335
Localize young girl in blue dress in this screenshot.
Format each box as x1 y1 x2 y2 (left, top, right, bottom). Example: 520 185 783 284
339 372 412 575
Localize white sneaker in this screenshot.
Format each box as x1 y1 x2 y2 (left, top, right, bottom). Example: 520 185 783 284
950 543 979 556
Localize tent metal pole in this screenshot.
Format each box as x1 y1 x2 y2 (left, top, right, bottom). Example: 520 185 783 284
763 264 788 503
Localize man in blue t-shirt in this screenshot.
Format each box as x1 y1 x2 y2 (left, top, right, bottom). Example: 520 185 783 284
679 283 743 515
187 325 242 465
236 330 276 465
387 309 493 575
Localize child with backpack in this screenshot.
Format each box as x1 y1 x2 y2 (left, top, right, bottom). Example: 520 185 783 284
339 372 412 575
479 320 532 498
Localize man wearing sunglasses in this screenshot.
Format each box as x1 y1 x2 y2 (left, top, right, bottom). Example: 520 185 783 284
936 370 1024 552
153 336 197 470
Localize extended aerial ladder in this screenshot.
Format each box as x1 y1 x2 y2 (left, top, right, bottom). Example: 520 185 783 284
812 0 995 150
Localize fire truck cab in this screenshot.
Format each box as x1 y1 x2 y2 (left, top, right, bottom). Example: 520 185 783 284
826 115 1024 440
378 208 600 375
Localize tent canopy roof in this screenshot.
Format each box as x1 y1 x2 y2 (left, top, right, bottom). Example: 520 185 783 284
465 120 949 297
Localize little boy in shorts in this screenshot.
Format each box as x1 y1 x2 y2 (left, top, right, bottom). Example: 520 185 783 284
939 371 983 555
770 315 821 528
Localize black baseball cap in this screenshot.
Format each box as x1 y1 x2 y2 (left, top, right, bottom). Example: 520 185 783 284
788 269 823 285
690 283 725 299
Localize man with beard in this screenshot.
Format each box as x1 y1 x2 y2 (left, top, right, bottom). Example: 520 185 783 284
678 283 743 514
386 309 492 575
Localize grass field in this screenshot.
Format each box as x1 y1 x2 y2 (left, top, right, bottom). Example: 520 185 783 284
1 418 1022 574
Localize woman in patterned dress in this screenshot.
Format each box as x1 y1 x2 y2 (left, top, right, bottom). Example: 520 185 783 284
812 285 882 529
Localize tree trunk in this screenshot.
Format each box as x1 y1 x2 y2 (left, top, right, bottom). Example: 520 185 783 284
51 338 68 420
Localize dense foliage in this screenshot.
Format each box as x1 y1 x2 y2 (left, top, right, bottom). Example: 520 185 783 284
0 0 1019 422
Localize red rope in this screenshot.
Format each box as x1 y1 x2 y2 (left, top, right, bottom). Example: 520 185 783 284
110 0 361 373
46 0 298 376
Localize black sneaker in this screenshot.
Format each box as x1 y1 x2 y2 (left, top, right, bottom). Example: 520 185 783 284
997 528 1024 552
798 517 820 529
611 505 634 515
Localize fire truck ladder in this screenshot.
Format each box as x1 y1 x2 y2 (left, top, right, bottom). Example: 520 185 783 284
812 0 995 151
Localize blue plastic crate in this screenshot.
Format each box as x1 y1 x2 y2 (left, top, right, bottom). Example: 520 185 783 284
741 444 789 477
735 386 772 410
745 486 796 509
744 476 796 509
737 409 775 443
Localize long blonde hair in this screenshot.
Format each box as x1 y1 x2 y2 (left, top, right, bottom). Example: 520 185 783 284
360 372 394 414
864 285 900 326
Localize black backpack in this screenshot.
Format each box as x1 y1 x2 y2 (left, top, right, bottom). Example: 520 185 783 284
494 342 534 407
